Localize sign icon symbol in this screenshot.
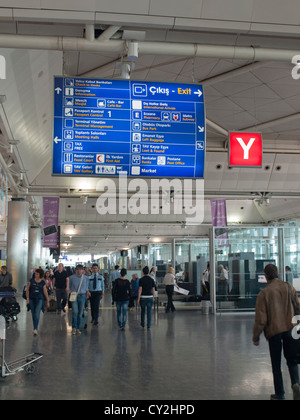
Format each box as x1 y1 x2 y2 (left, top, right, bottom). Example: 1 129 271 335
133 84 147 97
65 87 74 96
194 89 203 97
132 133 141 142
157 156 166 166
132 155 141 165
97 99 106 108
132 144 141 153
96 154 105 163
162 112 170 121
63 164 72 173
64 142 73 151
172 113 181 122
65 108 73 117
132 122 141 131
64 153 73 163
64 130 73 139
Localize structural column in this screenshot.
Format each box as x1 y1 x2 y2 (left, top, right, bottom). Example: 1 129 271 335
28 226 42 279
7 198 29 292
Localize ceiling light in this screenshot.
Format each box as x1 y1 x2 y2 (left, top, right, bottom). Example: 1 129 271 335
127 41 138 60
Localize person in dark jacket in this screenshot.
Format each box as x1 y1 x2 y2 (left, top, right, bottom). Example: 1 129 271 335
253 264 300 400
112 268 130 331
0 266 13 288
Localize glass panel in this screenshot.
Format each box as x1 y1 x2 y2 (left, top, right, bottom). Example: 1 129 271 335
149 243 172 283
174 239 209 295
214 227 279 312
284 227 300 289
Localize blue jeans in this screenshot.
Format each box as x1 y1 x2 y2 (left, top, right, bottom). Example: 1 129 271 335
140 298 153 328
71 294 86 329
116 301 129 328
29 298 44 330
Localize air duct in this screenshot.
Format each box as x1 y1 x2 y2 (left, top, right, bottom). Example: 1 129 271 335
0 34 298 62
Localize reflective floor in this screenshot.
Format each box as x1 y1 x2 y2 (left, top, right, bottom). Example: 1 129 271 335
0 295 295 400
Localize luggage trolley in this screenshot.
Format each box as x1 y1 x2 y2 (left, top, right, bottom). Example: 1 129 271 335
0 315 43 379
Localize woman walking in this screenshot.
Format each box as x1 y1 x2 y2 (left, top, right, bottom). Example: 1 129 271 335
137 266 156 329
113 268 130 331
26 268 49 335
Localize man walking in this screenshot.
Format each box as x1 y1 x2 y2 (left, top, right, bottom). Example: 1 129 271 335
253 263 300 400
88 263 104 326
69 264 90 335
53 263 69 313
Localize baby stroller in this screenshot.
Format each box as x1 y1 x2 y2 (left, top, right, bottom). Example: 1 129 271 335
0 287 20 326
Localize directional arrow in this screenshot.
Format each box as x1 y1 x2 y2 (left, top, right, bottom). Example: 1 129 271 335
198 126 205 133
54 136 61 144
55 87 62 94
194 89 203 97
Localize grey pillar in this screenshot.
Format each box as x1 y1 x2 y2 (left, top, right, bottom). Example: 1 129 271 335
28 226 42 279
7 198 29 292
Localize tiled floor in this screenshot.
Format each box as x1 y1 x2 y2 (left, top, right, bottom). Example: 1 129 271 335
0 296 295 400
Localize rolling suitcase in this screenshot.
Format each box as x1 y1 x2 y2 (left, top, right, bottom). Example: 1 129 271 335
47 296 57 312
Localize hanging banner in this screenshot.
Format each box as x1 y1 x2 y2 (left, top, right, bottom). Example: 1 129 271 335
210 199 228 247
42 197 59 248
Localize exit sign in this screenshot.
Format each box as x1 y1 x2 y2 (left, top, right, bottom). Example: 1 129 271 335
229 132 263 168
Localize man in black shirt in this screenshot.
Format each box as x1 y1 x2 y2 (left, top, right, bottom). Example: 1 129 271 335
53 263 69 313
137 266 155 329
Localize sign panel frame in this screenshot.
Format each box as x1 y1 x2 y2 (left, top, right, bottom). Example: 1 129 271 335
52 77 206 179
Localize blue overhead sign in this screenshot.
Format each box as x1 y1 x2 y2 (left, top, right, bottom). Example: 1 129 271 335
53 77 205 178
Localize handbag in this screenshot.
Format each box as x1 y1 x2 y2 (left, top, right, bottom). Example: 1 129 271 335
286 283 300 364
69 275 84 303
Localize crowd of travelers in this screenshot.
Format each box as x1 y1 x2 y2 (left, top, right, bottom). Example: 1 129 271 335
3 260 300 399
23 263 170 336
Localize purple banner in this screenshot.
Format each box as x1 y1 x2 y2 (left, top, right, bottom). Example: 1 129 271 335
210 199 228 247
42 197 59 248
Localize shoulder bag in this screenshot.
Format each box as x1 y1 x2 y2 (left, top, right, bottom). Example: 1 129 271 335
69 275 84 302
286 282 300 364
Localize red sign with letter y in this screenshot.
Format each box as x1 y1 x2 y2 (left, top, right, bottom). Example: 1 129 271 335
229 132 262 167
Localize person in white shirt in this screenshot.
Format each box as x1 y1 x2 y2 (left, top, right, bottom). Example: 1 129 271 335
163 267 176 313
